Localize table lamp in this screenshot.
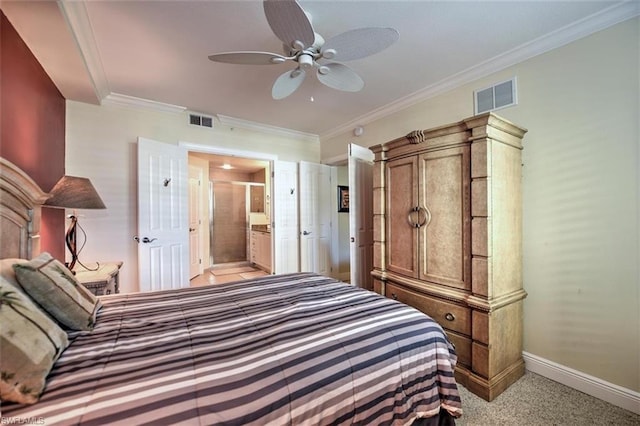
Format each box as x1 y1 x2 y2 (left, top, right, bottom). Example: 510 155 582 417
44 175 106 271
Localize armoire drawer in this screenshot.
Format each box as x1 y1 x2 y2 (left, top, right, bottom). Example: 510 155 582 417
445 330 471 367
386 282 471 336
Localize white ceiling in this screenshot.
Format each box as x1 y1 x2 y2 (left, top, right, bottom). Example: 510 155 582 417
3 1 635 140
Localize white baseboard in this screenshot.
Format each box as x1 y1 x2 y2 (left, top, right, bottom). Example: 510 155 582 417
523 351 640 415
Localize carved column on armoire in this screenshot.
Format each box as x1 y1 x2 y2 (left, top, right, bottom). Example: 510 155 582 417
463 113 528 400
371 143 387 295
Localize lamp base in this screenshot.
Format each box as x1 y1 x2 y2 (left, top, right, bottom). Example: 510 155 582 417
64 262 77 275
65 215 79 273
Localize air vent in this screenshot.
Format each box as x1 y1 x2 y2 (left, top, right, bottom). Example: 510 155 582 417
189 113 214 129
474 77 517 114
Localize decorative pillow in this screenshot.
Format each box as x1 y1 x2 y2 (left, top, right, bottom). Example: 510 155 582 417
0 275 69 404
13 252 101 331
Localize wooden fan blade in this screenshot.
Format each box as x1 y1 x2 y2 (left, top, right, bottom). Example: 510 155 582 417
264 0 314 50
272 68 306 99
208 51 288 65
322 27 399 61
317 63 364 92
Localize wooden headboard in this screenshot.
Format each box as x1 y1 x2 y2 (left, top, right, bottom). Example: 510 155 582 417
0 157 50 259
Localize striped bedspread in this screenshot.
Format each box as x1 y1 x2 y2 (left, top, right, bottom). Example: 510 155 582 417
3 273 462 425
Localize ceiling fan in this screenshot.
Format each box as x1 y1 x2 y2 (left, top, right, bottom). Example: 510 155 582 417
208 0 399 100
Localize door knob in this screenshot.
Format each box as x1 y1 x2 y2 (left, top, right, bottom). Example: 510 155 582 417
302 230 312 235
189 227 196 232
134 236 157 243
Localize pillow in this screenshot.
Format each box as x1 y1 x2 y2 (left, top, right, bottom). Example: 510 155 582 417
13 253 101 331
0 275 69 404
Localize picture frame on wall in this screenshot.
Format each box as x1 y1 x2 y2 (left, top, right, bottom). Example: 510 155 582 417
338 185 349 213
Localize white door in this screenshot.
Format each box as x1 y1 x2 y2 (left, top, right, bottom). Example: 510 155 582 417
349 143 374 289
273 160 299 274
299 161 332 275
137 137 189 291
188 165 202 279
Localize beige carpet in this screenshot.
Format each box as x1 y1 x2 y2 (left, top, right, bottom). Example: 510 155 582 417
456 371 638 425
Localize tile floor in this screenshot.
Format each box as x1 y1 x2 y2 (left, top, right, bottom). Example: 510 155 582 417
190 262 269 287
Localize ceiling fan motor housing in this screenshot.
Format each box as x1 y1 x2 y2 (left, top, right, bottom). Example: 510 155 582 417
298 52 314 69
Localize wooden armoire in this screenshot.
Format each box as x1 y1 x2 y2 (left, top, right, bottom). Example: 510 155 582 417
370 112 527 401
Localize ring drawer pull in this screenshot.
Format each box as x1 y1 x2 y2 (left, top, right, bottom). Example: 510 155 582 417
444 312 455 321
407 206 420 227
391 293 398 300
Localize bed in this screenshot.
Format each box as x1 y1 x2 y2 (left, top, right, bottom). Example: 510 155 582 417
0 157 462 425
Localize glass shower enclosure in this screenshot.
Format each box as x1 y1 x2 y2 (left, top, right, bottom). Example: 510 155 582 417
209 182 247 265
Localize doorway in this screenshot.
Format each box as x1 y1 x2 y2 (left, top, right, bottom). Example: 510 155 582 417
323 144 374 288
188 151 270 274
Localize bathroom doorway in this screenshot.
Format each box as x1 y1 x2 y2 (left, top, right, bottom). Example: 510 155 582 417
189 152 270 270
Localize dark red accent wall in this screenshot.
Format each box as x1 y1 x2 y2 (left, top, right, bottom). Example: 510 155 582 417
1 11 66 260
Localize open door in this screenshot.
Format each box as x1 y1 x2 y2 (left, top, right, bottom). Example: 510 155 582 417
299 161 333 275
349 143 374 289
188 165 203 279
137 138 189 291
273 160 299 274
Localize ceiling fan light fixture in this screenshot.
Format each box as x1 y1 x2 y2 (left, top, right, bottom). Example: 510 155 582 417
322 48 336 60
273 68 306 99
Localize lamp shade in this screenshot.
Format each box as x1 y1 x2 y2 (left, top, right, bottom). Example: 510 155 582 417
44 176 106 210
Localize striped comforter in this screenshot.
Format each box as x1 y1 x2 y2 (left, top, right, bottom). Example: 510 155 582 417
3 273 462 425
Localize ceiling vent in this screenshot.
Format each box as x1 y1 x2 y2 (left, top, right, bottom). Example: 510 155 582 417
189 113 213 129
474 77 517 114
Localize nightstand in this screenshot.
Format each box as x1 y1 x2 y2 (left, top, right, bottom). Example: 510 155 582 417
74 261 123 296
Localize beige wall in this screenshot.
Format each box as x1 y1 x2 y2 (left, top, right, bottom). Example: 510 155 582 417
321 18 639 392
65 100 320 293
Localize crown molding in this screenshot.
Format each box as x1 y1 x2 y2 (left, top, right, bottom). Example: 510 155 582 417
217 115 319 143
102 93 187 114
57 0 110 100
101 96 318 141
56 0 318 141
320 2 640 140
59 0 637 142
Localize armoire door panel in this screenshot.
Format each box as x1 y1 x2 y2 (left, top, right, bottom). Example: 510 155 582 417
419 146 471 290
386 156 418 278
